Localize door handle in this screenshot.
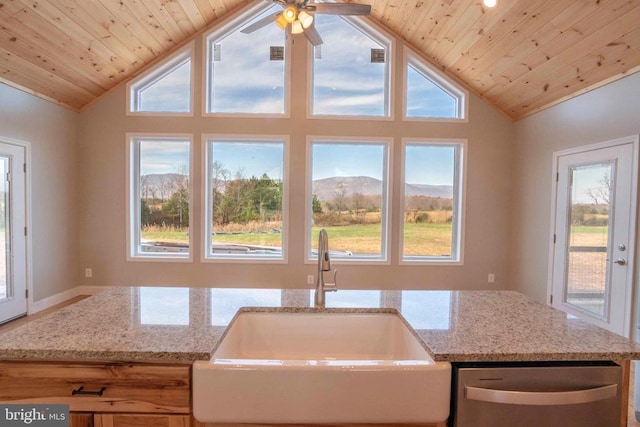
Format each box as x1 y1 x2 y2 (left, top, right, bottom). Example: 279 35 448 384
614 258 627 265
465 384 618 406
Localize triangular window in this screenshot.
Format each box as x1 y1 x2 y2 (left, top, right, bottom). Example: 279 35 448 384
311 16 392 117
205 3 288 115
128 45 193 114
405 52 467 120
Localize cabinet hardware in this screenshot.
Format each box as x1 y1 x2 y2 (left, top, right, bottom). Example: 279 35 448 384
71 386 106 396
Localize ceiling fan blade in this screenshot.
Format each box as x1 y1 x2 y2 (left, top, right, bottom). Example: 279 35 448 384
241 11 282 34
308 3 371 15
304 24 323 46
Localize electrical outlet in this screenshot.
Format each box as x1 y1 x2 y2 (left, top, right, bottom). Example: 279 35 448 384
488 273 495 283
85 268 92 278
307 275 314 285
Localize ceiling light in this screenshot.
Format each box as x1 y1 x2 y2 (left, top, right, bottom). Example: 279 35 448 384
283 6 298 23
291 20 304 34
275 14 288 30
298 10 313 29
483 0 497 7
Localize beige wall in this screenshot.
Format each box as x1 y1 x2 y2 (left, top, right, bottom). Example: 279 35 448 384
0 83 79 301
510 72 640 303
77 26 514 291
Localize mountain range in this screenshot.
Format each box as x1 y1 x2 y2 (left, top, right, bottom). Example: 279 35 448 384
141 174 453 200
312 176 453 200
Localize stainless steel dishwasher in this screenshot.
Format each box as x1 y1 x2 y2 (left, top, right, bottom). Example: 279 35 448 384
451 361 622 427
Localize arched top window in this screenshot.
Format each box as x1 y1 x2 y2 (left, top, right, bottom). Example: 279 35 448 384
310 16 392 118
404 49 467 121
204 3 289 116
127 44 193 115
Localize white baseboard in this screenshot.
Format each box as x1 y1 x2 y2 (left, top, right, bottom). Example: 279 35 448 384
28 285 111 315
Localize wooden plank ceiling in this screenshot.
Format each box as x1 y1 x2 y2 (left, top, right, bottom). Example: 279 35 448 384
1 0 639 120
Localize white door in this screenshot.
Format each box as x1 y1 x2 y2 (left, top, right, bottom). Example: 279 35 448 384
550 137 638 337
0 142 27 324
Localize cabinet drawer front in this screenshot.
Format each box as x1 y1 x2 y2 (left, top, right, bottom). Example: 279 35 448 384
0 362 190 413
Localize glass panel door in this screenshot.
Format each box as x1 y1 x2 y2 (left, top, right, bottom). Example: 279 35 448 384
0 141 26 324
564 162 613 319
0 157 9 302
551 139 637 337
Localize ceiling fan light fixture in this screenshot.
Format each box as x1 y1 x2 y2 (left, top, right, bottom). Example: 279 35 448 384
283 6 298 23
298 10 313 29
483 0 497 7
275 13 288 30
291 20 304 34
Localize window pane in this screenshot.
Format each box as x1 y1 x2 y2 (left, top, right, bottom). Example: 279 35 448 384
403 143 461 261
137 60 191 112
564 163 613 319
406 64 457 118
312 16 389 116
135 138 190 257
208 140 285 258
310 141 388 260
207 5 286 114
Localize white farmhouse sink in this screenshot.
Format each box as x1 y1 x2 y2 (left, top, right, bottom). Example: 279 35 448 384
193 310 451 424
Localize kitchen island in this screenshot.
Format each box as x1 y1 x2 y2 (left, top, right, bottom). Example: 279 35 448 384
1 287 640 426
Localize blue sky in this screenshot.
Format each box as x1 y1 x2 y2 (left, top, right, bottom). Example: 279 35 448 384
137 5 460 119
405 145 456 186
571 163 612 204
140 139 456 187
210 5 286 114
210 141 284 180
138 61 191 112
139 139 190 175
406 65 457 118
312 142 385 180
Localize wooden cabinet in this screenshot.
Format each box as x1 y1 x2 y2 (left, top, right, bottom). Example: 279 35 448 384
0 361 190 427
94 414 190 427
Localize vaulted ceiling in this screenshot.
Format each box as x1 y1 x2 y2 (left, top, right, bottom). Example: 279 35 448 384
1 0 639 120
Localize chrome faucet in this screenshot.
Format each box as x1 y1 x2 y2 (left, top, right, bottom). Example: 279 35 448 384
314 229 337 308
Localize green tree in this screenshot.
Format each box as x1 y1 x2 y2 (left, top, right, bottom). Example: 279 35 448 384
163 186 190 227
140 198 151 226
312 194 323 214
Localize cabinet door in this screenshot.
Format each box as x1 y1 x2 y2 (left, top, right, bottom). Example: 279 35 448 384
0 362 190 413
70 412 94 427
94 414 189 427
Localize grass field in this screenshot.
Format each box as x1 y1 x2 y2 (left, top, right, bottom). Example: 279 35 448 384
570 225 608 246
141 224 609 254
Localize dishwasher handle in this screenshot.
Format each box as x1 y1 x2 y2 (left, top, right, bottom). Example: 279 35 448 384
465 384 618 406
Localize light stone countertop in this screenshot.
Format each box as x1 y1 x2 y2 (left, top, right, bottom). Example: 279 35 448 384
1 287 640 363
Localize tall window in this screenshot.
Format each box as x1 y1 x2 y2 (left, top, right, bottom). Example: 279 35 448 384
127 45 193 115
311 16 392 117
308 139 390 262
405 51 467 120
205 4 288 115
401 140 465 263
204 137 287 261
128 136 192 260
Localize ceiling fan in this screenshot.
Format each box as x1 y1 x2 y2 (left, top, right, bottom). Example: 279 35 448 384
240 0 372 46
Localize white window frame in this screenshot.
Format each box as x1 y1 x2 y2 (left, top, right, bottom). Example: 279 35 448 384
126 43 194 117
202 2 291 118
305 136 392 264
202 134 289 263
126 133 194 262
399 138 466 265
307 16 395 121
403 47 468 122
